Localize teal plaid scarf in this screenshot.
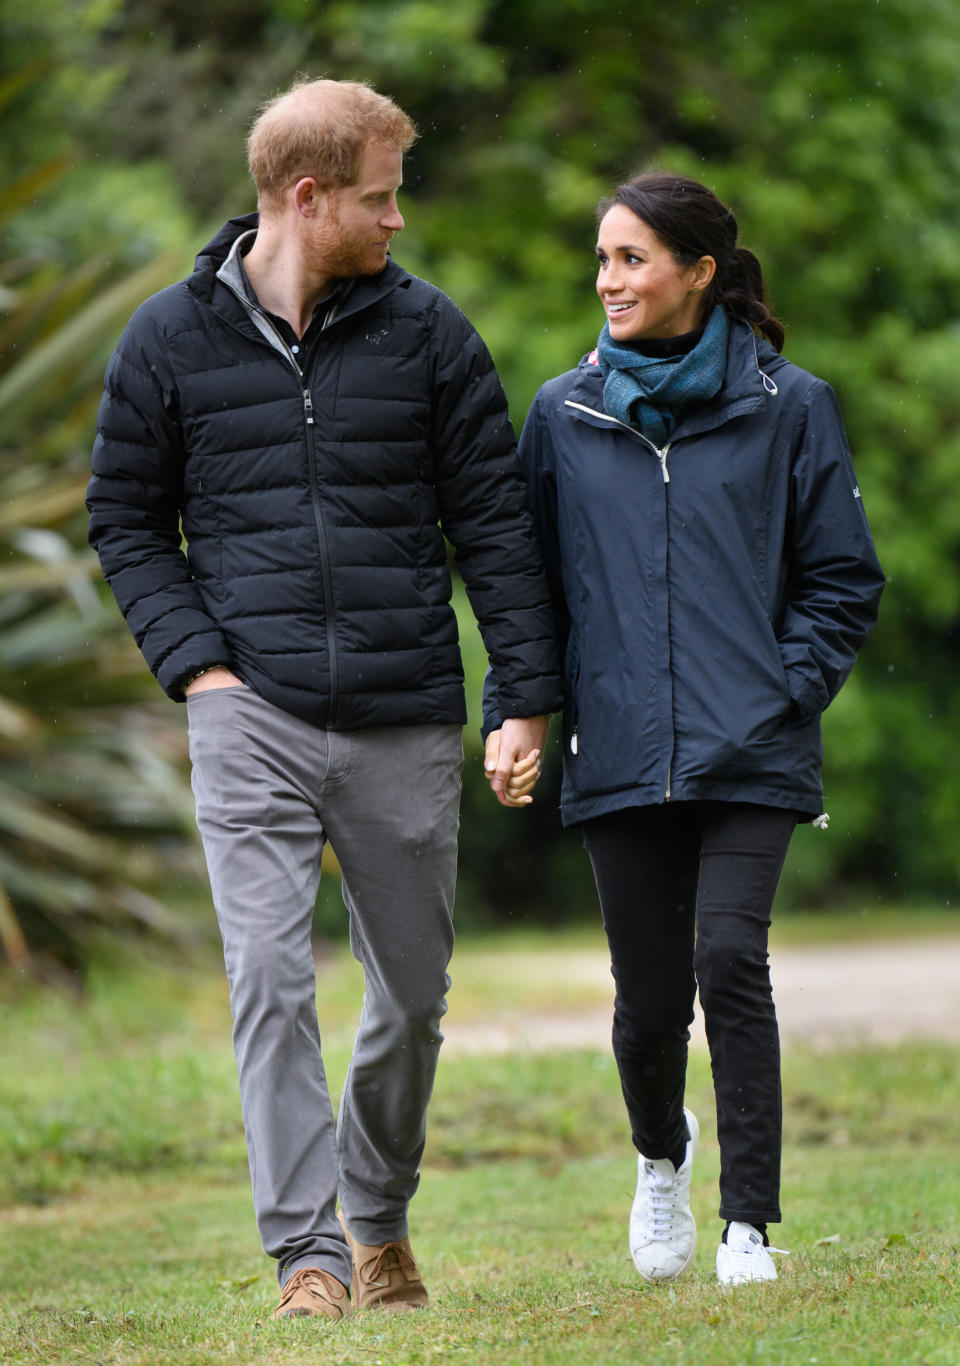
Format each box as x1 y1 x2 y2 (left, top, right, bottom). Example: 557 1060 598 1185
596 305 729 448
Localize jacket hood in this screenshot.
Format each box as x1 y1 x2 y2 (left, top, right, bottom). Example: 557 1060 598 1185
192 212 260 281
186 212 411 322
566 319 789 441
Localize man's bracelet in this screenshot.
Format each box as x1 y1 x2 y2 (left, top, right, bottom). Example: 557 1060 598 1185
183 666 224 688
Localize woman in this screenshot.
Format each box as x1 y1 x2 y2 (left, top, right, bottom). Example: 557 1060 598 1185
483 172 884 1286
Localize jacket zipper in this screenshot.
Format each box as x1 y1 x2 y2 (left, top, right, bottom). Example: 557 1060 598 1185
215 278 340 723
301 373 340 726
564 398 673 794
564 401 671 481
566 350 778 801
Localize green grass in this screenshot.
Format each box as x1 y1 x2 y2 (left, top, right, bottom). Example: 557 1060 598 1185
2 929 960 1364
769 903 960 946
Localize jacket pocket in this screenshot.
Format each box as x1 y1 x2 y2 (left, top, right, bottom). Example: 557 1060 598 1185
183 475 225 596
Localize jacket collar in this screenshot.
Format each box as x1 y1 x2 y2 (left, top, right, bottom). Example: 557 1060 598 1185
565 320 784 442
187 212 410 330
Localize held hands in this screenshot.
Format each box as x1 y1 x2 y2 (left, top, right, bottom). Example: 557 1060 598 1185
484 715 549 808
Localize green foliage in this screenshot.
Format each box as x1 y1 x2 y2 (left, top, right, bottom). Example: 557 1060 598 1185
0 169 202 963
3 0 960 961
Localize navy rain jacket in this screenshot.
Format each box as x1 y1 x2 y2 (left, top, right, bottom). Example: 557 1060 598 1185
87 214 563 731
485 321 884 825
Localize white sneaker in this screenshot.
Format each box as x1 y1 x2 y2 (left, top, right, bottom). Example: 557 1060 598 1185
716 1221 789 1286
629 1108 699 1282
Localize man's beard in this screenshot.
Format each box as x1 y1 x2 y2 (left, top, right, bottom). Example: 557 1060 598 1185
308 209 390 280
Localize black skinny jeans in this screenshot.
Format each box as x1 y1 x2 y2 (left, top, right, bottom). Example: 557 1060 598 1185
581 801 797 1225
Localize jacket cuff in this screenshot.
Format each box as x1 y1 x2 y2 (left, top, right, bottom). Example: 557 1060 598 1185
480 665 502 743
162 648 235 702
785 665 829 722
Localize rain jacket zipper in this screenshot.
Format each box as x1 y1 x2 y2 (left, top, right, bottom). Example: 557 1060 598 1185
564 401 672 482
564 399 674 797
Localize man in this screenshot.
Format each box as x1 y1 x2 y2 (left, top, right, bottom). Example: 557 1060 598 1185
87 78 562 1321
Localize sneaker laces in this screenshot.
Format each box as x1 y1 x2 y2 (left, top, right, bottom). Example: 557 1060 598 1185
641 1160 685 1239
721 1226 791 1277
726 1241 790 1262
719 1242 790 1290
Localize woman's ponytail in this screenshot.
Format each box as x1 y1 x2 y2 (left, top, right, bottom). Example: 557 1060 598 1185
715 245 784 352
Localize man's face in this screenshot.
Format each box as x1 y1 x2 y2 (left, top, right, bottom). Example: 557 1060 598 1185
308 141 405 280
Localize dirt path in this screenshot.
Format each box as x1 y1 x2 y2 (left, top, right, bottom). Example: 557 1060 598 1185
443 934 960 1055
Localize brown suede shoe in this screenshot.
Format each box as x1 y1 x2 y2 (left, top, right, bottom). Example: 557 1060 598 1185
337 1211 430 1311
273 1267 352 1320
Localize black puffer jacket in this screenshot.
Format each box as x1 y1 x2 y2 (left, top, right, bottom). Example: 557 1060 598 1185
87 214 562 730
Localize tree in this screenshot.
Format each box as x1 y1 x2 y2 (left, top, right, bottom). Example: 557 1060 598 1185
3 0 960 965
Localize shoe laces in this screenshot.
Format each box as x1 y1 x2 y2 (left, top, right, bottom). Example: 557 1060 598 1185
277 1267 345 1309
719 1228 790 1283
357 1241 420 1288
726 1223 790 1258
641 1159 685 1238
724 1242 789 1264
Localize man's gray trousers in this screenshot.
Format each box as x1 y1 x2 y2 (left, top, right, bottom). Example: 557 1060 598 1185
187 685 462 1288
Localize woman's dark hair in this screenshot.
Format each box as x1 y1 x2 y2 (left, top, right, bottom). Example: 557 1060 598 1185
598 171 785 352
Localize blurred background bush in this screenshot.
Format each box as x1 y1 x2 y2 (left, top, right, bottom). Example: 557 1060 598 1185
2 0 958 971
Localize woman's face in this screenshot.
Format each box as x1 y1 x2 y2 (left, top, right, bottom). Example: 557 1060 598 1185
596 204 712 343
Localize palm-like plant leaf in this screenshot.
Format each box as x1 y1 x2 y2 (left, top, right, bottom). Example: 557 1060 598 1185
0 244 205 969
